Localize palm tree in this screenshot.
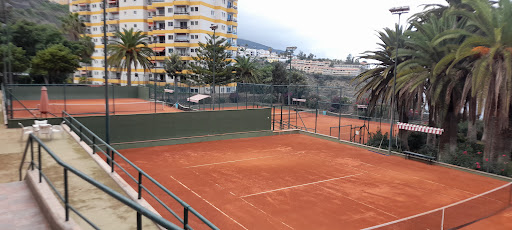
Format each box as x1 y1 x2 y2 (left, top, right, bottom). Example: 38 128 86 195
234 56 260 83
396 13 469 157
352 25 411 149
441 0 512 165
60 13 85 41
107 28 153 86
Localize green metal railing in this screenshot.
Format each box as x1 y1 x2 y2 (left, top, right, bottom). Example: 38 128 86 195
61 111 219 230
18 134 182 230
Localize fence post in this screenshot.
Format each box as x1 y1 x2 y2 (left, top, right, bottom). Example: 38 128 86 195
184 206 189 230
38 144 42 183
79 126 83 142
92 136 96 154
111 149 115 173
138 172 142 199
315 85 319 133
338 87 342 140
137 212 142 230
280 105 283 129
30 138 34 170
64 168 69 221
64 83 67 112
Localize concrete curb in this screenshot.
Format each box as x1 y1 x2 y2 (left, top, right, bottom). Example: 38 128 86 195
25 170 81 230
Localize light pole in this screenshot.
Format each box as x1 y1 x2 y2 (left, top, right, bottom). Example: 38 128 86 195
103 0 112 167
285 46 296 105
210 24 218 110
388 6 409 154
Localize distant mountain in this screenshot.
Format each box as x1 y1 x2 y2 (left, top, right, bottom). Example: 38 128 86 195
237 38 285 53
0 0 68 26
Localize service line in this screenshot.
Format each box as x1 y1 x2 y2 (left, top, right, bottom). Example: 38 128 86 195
240 173 364 198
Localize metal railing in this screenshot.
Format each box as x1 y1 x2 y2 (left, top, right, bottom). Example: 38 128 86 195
61 111 219 230
18 134 182 230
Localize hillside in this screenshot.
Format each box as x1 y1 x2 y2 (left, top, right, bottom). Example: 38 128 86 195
237 38 285 53
0 0 68 26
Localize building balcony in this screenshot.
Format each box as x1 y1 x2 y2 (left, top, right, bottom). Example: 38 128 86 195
152 0 165 2
175 39 190 43
174 26 189 29
175 11 189 15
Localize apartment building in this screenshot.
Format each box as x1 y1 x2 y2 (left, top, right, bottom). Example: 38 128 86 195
292 59 363 77
70 0 238 85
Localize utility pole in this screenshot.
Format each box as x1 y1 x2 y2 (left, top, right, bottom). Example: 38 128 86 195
103 0 111 166
388 6 409 154
210 24 218 110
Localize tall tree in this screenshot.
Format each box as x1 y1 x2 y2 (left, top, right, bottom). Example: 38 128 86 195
439 0 512 166
234 56 259 83
164 52 188 83
0 43 29 74
31 44 80 84
60 13 85 41
189 34 233 85
107 28 153 86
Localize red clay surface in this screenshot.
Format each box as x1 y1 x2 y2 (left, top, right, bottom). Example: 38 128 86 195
462 207 512 230
115 134 508 230
11 98 182 118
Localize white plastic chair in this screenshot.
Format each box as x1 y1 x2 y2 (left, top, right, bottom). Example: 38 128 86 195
18 123 34 140
34 120 48 125
38 124 53 140
51 121 65 138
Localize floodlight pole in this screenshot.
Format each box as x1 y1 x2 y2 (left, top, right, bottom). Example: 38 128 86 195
210 24 218 110
286 46 296 106
103 0 110 149
388 6 409 155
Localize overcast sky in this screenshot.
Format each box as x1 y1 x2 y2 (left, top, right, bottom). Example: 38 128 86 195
237 0 447 60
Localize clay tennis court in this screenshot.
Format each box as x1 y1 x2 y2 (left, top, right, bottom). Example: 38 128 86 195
115 134 510 229
11 98 182 118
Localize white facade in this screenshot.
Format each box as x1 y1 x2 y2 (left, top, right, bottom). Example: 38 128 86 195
292 59 363 76
70 0 238 85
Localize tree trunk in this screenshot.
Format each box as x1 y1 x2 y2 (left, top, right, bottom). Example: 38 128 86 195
439 101 459 162
467 96 478 142
127 68 131 86
483 104 512 171
398 107 410 151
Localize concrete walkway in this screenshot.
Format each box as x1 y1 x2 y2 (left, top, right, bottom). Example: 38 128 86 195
1 91 159 229
0 182 50 230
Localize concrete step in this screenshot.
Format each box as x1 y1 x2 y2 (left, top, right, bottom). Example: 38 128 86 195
0 181 50 230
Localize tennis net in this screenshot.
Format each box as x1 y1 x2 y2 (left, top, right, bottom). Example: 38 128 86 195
44 100 165 115
363 183 512 230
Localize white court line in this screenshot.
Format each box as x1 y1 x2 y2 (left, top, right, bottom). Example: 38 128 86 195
239 197 295 230
185 155 279 168
170 176 249 230
240 173 364 198
355 160 479 196
315 184 398 219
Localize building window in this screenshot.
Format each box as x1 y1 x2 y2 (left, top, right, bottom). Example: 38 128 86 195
191 49 194 53
134 11 137 14
168 48 173 53
168 22 173 26
134 24 137 27
168 35 173 40
211 10 214 16
168 8 173 13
